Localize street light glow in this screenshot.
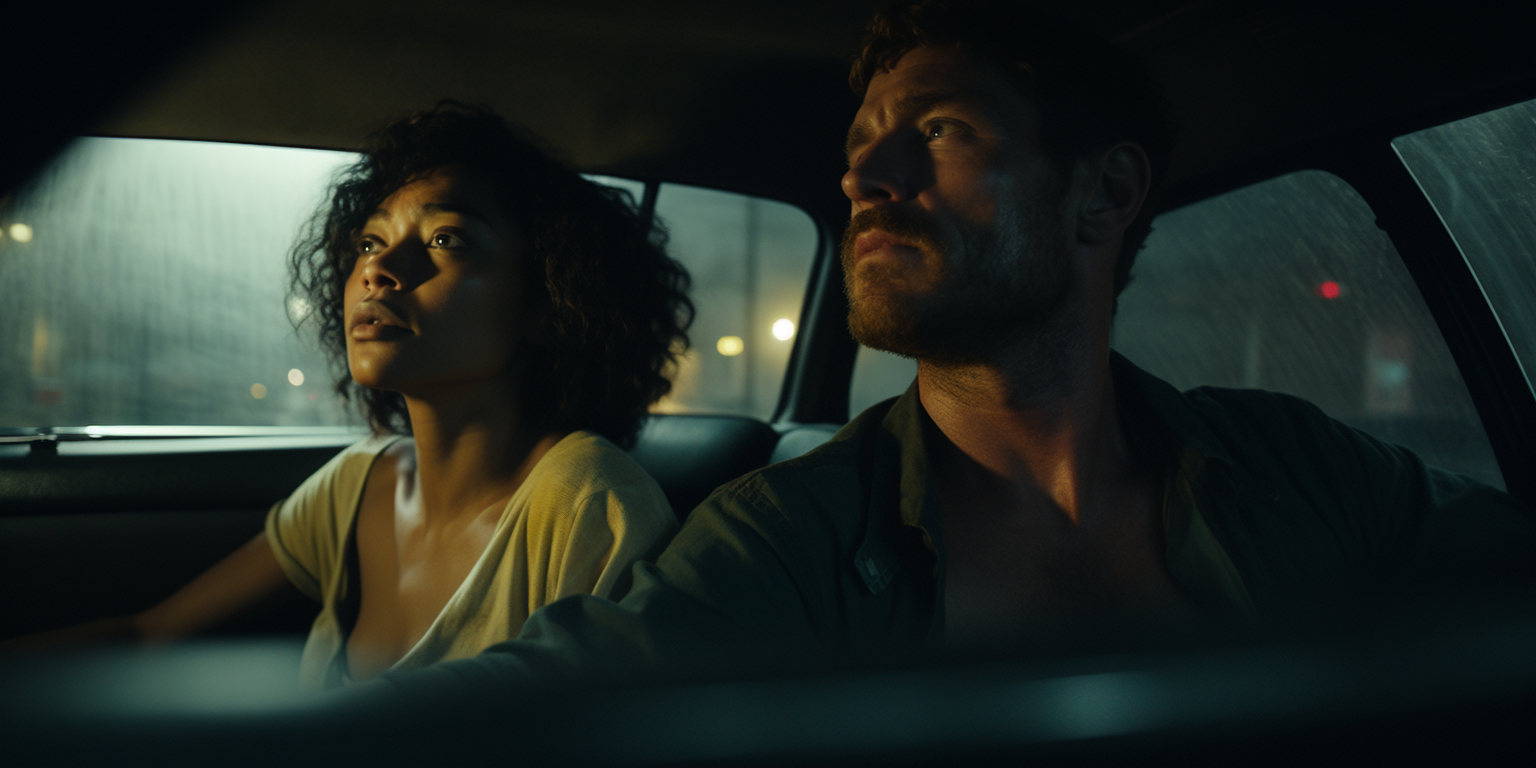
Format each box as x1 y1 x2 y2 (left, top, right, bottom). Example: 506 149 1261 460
717 336 745 356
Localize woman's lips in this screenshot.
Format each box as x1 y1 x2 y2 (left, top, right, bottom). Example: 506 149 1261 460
348 300 412 341
350 320 412 341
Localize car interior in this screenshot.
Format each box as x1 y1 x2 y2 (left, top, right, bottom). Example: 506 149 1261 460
3 0 1534 763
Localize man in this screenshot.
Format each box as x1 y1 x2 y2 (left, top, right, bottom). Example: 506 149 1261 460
839 4 1187 652
379 0 1532 694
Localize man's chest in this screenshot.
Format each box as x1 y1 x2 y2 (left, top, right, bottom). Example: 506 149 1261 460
938 486 1197 652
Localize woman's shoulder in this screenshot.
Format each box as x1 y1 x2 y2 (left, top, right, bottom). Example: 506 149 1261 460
534 431 654 488
347 432 410 458
524 431 671 517
324 433 409 483
284 433 405 499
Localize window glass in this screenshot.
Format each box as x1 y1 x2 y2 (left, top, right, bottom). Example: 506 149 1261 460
1117 170 1502 488
1392 97 1536 394
0 140 816 429
651 184 818 420
0 138 357 428
850 345 916 417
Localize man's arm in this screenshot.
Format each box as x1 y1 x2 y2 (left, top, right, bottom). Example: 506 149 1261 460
1194 388 1536 610
369 471 836 699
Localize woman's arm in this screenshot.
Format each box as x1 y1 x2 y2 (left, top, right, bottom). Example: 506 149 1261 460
134 531 293 644
3 531 292 652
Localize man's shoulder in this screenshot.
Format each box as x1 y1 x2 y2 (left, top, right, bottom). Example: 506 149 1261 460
1156 381 1443 500
1179 384 1337 430
1117 354 1347 460
696 396 898 519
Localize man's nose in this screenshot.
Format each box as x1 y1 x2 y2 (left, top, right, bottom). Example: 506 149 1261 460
842 138 916 205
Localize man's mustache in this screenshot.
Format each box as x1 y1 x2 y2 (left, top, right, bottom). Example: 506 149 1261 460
840 206 943 264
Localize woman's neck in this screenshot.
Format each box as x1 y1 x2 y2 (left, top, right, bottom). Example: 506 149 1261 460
398 378 562 524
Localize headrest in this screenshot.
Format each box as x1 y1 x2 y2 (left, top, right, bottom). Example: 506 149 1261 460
628 414 779 518
769 423 841 464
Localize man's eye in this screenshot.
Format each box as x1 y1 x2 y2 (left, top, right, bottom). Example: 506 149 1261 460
924 121 958 140
430 232 465 249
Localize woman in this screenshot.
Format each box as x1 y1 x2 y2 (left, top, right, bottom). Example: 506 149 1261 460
19 103 693 687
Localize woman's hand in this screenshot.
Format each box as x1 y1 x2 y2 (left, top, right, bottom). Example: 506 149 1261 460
0 615 140 653
2 531 291 654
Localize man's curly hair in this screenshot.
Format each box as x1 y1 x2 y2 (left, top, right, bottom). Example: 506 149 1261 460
289 102 693 449
850 0 1172 302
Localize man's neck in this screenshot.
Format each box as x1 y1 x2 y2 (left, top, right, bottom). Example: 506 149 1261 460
921 305 1188 653
916 302 1133 526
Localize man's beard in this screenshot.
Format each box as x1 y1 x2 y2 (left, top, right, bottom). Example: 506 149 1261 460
841 199 1073 365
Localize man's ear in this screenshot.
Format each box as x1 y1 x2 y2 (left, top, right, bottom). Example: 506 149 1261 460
1076 142 1150 245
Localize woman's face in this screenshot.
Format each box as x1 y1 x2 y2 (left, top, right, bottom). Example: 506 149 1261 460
343 167 526 397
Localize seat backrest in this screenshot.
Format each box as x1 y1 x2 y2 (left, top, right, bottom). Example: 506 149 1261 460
627 414 780 518
769 423 842 464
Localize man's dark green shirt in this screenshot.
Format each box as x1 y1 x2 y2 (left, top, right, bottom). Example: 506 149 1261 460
383 354 1533 692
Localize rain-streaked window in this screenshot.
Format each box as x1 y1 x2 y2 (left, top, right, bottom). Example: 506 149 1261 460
847 170 1503 489
0 138 817 428
1393 97 1536 396
1 138 355 428
1119 171 1499 487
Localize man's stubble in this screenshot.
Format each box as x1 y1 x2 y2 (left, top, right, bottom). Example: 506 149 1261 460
841 184 1075 368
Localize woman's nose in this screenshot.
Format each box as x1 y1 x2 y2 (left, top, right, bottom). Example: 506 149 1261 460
358 241 421 292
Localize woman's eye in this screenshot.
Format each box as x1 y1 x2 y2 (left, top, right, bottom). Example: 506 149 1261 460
430 232 465 249
355 237 379 255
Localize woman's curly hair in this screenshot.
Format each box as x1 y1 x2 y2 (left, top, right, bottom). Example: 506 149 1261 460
289 102 693 449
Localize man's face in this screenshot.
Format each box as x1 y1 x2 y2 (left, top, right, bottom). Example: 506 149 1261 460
841 45 1074 362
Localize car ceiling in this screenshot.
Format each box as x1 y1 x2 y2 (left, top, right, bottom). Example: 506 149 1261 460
6 0 1532 216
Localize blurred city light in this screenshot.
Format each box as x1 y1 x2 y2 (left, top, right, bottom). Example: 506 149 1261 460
285 296 312 322
716 336 745 356
772 318 795 341
1316 280 1342 299
287 369 304 386
9 223 33 242
250 383 267 399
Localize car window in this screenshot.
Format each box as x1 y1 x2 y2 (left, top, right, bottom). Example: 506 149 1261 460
0 138 816 430
0 138 358 429
650 184 817 420
1392 97 1536 396
1118 170 1501 488
846 170 1504 489
850 345 917 417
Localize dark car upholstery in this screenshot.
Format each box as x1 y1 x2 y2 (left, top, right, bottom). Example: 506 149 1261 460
628 414 782 519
